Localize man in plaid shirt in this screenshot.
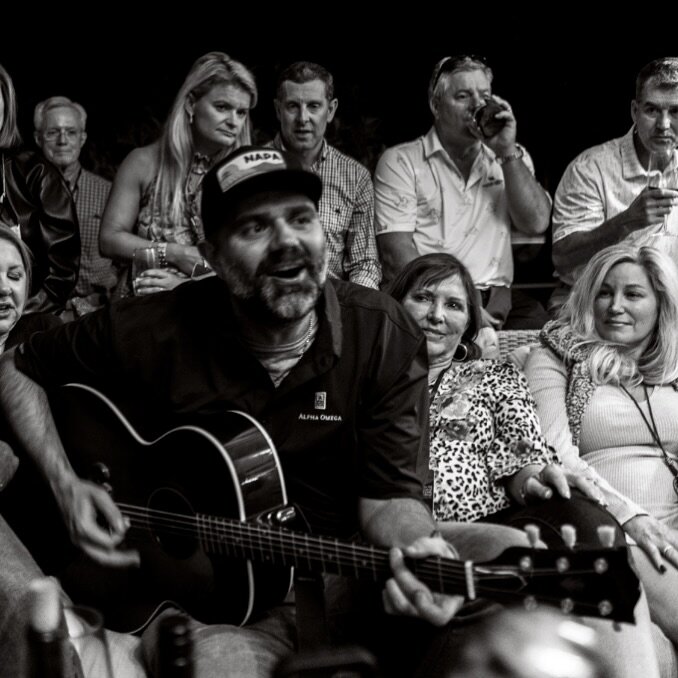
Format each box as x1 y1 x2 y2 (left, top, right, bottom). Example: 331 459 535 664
34 96 118 318
271 61 381 289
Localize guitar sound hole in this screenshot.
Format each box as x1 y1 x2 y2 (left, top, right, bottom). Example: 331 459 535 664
148 488 197 559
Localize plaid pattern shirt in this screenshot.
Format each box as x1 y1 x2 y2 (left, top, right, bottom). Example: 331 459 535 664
271 136 381 289
71 168 118 302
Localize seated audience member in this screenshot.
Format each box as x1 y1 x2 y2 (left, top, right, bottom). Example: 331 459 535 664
525 244 678 648
99 51 257 298
550 57 678 313
270 61 381 289
34 96 118 318
374 55 551 330
0 225 142 677
0 145 553 678
0 224 60 490
386 252 664 678
0 63 80 314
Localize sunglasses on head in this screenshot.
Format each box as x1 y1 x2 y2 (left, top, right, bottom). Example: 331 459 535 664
430 54 489 92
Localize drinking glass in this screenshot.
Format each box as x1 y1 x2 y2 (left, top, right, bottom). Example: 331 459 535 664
64 605 115 677
132 246 159 295
647 150 678 237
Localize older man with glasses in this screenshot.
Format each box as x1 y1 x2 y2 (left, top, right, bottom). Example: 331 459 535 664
34 96 117 319
374 55 551 332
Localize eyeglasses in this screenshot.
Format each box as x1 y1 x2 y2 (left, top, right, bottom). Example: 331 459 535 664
429 54 489 95
42 128 81 141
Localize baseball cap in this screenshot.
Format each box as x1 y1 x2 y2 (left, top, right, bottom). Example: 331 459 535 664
201 146 322 238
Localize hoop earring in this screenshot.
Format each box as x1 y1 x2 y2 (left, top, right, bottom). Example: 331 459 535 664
453 342 468 362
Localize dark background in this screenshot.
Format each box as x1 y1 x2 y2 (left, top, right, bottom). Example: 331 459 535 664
4 22 678 290
5 33 673 188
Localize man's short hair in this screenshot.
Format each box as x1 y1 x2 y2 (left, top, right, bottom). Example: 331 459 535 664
275 61 335 101
428 55 493 106
33 96 87 132
635 57 678 100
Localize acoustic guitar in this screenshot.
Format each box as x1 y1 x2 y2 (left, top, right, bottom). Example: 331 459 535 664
50 383 641 633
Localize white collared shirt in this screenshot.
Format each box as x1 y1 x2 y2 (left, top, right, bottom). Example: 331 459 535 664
374 127 535 288
552 126 678 285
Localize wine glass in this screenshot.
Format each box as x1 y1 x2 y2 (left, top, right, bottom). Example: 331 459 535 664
647 149 678 237
131 246 159 295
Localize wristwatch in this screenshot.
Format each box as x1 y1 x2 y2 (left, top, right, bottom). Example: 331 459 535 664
496 147 524 166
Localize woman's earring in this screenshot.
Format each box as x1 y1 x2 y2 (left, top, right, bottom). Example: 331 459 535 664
453 342 469 362
188 111 194 125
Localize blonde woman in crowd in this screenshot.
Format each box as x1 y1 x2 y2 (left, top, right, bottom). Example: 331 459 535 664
100 51 257 297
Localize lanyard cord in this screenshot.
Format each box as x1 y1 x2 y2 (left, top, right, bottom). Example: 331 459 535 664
619 383 678 496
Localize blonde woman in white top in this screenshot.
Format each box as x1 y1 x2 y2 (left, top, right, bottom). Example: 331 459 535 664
526 243 678 646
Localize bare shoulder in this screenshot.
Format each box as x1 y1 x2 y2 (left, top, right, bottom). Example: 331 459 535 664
118 142 160 179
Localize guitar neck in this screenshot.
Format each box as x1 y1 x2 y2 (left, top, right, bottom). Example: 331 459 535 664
201 515 465 593
121 503 468 595
118 504 639 622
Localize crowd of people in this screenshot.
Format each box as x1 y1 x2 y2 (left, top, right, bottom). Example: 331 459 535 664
0 50 677 677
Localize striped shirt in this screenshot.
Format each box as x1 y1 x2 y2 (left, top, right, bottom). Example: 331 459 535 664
271 136 381 289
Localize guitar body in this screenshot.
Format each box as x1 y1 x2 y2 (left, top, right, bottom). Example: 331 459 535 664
51 383 293 633
46 384 641 633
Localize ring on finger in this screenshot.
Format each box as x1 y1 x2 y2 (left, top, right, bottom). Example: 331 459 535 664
663 545 674 557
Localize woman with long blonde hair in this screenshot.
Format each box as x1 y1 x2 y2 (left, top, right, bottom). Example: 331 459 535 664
100 51 258 298
526 243 678 651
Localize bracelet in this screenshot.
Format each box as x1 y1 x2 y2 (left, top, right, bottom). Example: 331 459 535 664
155 242 168 268
496 147 524 166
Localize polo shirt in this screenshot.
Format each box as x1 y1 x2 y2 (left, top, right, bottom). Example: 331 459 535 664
552 126 678 285
15 277 427 538
374 127 536 289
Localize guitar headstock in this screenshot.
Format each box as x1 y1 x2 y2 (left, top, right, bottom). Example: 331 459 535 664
475 546 640 623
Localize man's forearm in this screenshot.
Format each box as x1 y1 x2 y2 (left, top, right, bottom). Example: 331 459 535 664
552 212 632 272
502 160 551 235
377 236 419 286
360 497 435 549
0 350 74 494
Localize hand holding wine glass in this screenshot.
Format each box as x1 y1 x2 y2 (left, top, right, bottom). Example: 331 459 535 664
647 149 678 236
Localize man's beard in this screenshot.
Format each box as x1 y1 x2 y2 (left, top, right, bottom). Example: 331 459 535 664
223 245 328 321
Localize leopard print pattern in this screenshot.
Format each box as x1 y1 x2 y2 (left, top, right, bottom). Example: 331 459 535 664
429 359 557 522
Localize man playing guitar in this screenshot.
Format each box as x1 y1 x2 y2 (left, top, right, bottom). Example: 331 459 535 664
0 147 653 677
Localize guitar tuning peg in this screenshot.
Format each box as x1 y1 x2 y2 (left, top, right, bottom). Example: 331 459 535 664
524 523 540 548
598 600 613 618
597 525 616 549
560 597 575 614
523 595 538 612
560 524 577 549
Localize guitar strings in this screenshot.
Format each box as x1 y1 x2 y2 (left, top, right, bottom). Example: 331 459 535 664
116 502 615 615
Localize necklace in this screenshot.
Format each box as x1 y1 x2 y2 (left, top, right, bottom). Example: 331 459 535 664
298 311 316 357
620 383 678 497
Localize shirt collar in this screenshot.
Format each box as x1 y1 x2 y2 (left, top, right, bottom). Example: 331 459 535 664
621 126 647 180
423 127 496 183
215 274 342 362
272 133 329 167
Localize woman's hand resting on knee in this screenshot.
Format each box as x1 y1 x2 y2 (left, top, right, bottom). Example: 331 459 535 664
624 514 678 572
508 463 608 507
